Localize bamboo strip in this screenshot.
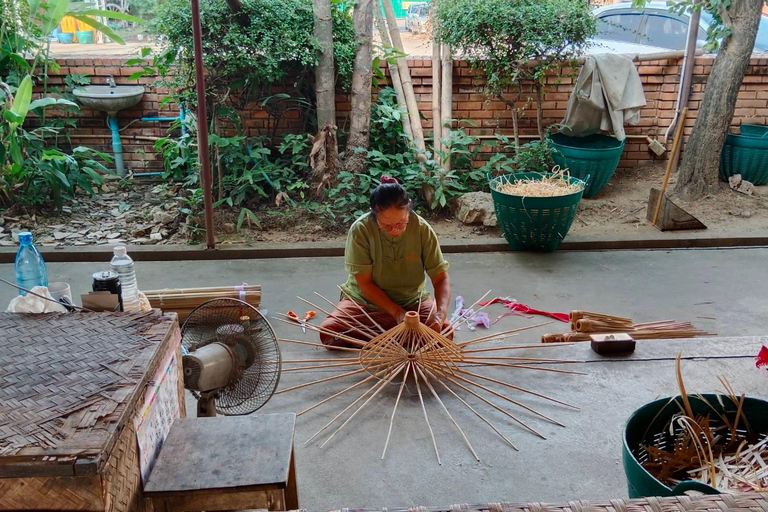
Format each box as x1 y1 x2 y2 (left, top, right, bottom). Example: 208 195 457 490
455 368 580 410
275 368 368 394
145 285 260 295
381 363 412 460
309 293 380 339
282 357 360 363
304 372 396 445
459 359 586 375
278 338 361 353
273 315 370 349
413 363 441 465
281 361 363 372
415 365 480 461
337 286 386 334
422 365 518 451
422 362 546 439
297 295 375 340
320 363 407 448
457 321 552 348
298 374 377 416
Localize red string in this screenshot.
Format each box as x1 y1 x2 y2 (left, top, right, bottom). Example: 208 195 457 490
479 297 570 323
757 345 768 369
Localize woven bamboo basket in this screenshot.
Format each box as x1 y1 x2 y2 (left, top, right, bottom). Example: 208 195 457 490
0 311 185 512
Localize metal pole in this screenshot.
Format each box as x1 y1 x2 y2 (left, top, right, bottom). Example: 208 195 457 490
190 0 216 250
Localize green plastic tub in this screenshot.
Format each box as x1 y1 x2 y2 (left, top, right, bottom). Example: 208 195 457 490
719 133 768 185
76 30 94 44
550 133 625 198
623 394 768 498
739 123 768 137
489 171 586 252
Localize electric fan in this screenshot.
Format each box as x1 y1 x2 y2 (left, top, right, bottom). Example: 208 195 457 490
181 298 281 417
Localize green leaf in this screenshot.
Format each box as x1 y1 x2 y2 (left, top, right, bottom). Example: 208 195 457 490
42 0 71 35
29 97 79 110
75 8 144 23
69 14 126 45
10 75 33 125
3 110 24 124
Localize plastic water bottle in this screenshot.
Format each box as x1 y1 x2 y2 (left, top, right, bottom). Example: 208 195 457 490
110 245 141 312
15 231 48 295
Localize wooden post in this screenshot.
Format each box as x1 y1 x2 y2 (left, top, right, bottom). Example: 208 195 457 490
373 7 412 139
381 0 426 155
432 37 442 163
190 0 216 249
440 43 452 171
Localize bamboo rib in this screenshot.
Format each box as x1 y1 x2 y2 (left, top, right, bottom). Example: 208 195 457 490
304 373 395 445
459 359 586 375
320 364 407 448
457 321 553 348
413 365 442 465
415 365 480 461
275 368 368 394
297 295 376 340
308 293 380 339
298 374 378 416
466 355 579 363
337 286 387 333
433 362 564 428
423 363 546 439
278 338 361 353
273 316 368 348
381 363 412 460
455 368 579 410
282 357 360 363
422 365 518 451
281 361 364 372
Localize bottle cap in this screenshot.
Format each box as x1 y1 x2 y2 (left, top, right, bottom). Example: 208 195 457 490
113 245 127 257
18 231 32 243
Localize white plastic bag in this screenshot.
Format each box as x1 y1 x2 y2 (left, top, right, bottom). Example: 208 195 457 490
6 286 68 313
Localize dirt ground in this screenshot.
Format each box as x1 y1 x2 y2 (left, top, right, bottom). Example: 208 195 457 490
2 162 767 249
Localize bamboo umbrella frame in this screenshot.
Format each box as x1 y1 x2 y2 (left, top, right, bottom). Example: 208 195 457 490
275 295 583 463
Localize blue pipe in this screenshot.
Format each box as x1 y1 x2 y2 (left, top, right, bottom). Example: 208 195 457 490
107 115 125 176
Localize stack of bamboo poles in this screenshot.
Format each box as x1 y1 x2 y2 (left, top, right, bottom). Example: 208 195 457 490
144 285 261 323
542 310 712 343
272 288 583 463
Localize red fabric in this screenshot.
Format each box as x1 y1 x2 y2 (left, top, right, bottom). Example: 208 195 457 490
757 346 768 369
479 297 570 323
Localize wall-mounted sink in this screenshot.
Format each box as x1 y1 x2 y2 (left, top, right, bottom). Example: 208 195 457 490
73 85 145 115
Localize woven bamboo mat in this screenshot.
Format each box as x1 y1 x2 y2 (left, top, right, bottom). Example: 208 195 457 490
300 493 768 512
0 311 175 465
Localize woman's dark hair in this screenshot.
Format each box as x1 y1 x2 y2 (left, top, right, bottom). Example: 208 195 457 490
370 176 411 218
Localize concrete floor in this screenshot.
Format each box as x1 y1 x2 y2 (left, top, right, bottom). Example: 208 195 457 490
2 249 767 509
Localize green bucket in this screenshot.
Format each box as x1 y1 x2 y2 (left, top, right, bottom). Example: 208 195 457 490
550 133 625 198
739 123 768 137
76 30 94 44
623 394 768 498
489 171 586 252
719 133 768 185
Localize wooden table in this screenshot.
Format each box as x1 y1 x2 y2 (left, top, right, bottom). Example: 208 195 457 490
144 414 299 512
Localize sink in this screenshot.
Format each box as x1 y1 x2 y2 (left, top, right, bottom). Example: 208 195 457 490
73 85 145 115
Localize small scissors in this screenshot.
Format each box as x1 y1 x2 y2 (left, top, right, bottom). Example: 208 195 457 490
287 310 316 333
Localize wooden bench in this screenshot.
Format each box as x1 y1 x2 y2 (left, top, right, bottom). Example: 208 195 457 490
144 413 299 512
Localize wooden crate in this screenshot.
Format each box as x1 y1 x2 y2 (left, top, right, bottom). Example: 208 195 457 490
0 311 185 512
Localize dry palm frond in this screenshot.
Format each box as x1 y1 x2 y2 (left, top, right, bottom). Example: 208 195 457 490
493 166 583 197
276 293 582 463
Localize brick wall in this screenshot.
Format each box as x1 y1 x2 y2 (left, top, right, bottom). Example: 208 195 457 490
38 55 768 173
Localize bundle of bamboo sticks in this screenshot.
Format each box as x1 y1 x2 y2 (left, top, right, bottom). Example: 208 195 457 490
144 285 261 323
542 310 712 343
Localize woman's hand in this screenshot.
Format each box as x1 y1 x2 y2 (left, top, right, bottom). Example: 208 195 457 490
428 312 451 334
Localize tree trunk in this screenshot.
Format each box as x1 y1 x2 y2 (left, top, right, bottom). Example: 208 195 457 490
313 0 336 131
344 0 374 174
534 83 545 142
373 7 412 139
674 0 763 199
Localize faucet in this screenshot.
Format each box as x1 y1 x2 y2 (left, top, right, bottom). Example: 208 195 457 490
106 75 116 88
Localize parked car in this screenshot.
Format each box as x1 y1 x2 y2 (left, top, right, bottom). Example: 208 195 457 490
591 1 768 54
405 2 429 34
